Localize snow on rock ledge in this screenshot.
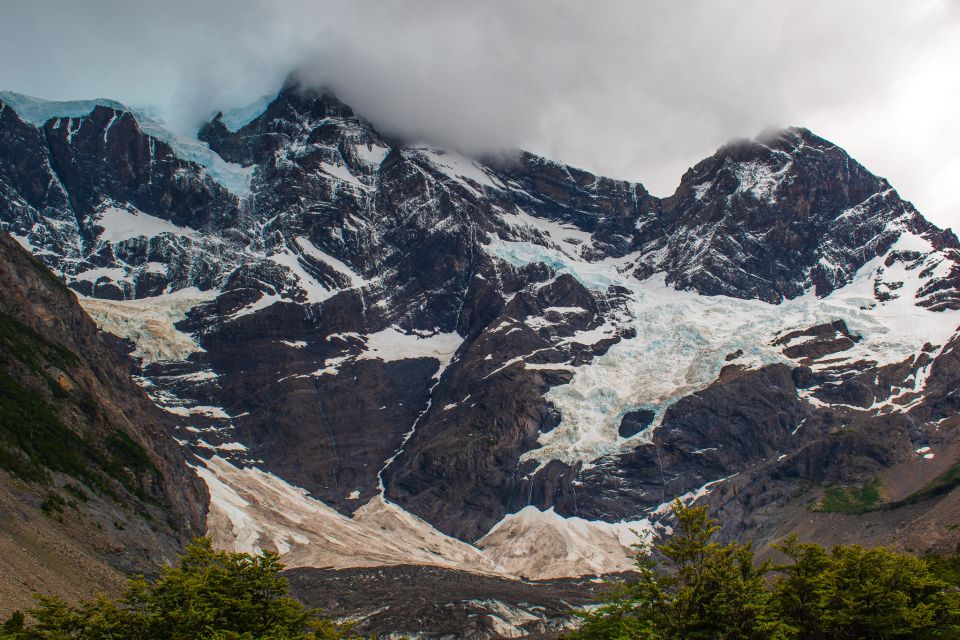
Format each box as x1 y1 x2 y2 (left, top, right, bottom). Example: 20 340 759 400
360 327 462 366
94 205 195 244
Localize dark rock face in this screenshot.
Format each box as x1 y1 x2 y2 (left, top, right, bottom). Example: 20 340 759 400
916 335 960 420
633 129 959 303
774 320 861 362
43 106 237 229
381 273 625 539
0 98 242 299
561 365 810 521
2 81 960 562
618 409 655 438
0 231 207 604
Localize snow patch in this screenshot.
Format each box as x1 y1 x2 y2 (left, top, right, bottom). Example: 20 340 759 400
268 249 337 305
650 476 734 517
295 236 368 288
73 266 128 283
359 327 462 368
95 205 194 244
413 147 503 192
354 142 390 167
229 292 284 320
319 161 368 190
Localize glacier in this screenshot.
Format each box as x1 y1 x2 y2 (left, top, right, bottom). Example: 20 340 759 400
484 226 960 470
0 91 253 197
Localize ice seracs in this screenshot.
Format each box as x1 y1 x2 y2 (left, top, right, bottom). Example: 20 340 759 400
490 221 960 470
79 287 219 364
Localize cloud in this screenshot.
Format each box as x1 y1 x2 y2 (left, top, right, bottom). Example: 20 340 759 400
0 1 957 229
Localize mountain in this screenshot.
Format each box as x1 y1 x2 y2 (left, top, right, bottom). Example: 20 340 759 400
0 231 207 614
1 78 959 607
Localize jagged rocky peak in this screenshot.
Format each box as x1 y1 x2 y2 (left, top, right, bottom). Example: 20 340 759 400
0 94 245 300
199 80 381 169
43 104 238 229
630 126 958 303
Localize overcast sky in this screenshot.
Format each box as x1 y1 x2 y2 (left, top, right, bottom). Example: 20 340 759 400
1 1 957 230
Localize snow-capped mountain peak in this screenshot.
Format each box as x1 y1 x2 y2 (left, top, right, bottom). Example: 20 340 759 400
2 83 958 578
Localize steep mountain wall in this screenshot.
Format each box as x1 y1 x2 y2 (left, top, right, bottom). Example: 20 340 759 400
1 83 958 582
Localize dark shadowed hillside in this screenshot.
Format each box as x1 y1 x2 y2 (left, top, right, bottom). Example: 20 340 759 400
0 231 207 614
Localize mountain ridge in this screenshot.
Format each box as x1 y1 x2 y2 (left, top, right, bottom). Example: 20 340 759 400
1 81 958 586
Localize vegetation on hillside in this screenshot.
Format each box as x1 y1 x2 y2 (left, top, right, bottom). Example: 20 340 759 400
570 501 960 639
0 539 362 640
813 477 883 514
0 309 158 502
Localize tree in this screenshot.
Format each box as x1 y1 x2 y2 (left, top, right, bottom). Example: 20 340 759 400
572 502 960 639
818 544 959 640
656 502 773 640
573 548 668 639
571 501 776 640
1 613 24 635
1 538 360 640
769 536 830 640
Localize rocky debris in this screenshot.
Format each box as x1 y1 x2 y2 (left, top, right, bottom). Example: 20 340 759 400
286 564 609 639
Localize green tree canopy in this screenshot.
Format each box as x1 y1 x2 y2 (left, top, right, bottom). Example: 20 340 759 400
571 501 960 640
1 538 359 640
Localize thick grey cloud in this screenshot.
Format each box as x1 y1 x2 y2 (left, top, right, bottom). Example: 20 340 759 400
1 1 957 229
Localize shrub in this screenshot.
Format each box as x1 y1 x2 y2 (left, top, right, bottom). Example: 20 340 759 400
0 538 362 639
